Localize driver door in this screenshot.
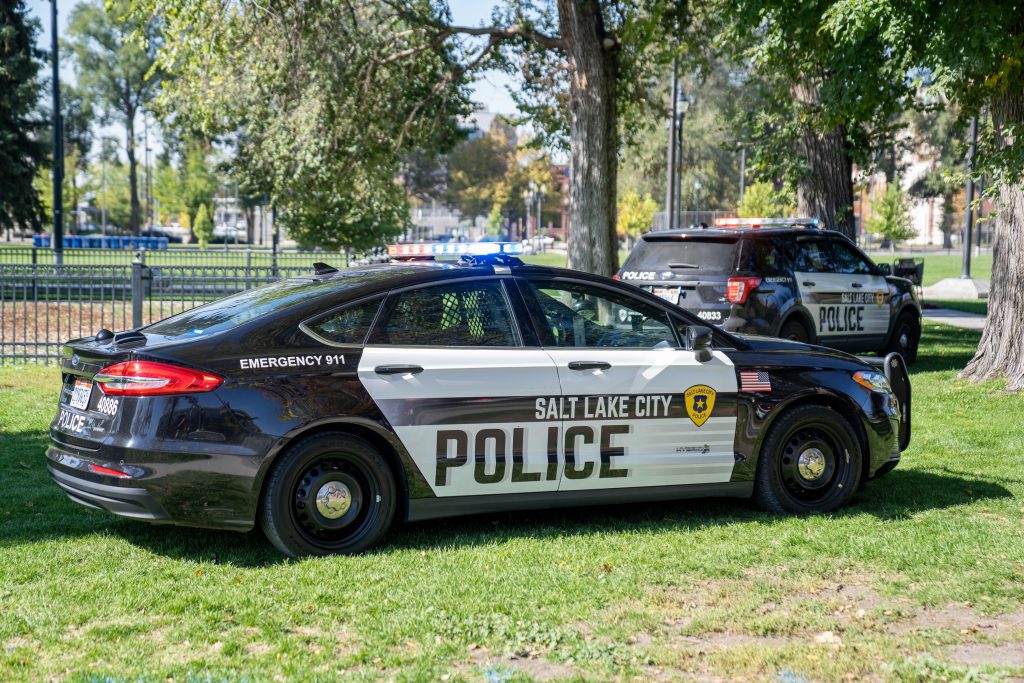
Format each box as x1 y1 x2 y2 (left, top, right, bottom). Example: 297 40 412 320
516 277 739 492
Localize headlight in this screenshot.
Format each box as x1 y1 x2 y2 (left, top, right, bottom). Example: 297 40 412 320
853 370 892 393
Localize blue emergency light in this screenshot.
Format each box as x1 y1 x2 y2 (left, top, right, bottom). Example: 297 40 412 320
387 242 525 258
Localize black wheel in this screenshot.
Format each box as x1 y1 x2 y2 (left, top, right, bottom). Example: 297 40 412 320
779 318 811 344
883 312 920 364
754 405 862 514
260 433 397 557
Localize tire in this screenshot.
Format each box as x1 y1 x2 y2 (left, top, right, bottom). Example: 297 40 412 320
883 312 920 364
753 405 863 514
779 318 811 344
260 432 397 557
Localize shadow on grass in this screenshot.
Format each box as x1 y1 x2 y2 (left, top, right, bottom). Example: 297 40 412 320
3 421 1011 564
911 323 982 374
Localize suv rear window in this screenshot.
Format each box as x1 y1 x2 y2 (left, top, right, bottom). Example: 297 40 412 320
625 237 741 274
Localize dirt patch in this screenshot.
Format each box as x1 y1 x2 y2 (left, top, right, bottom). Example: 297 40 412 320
891 604 1024 636
947 642 1024 668
0 301 178 353
462 647 578 682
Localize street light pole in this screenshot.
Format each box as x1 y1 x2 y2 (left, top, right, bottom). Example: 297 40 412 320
961 116 978 279
664 59 678 230
50 0 63 264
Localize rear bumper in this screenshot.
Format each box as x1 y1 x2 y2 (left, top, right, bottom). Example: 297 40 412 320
47 461 170 521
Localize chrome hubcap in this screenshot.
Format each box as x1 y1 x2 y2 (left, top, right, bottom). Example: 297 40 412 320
797 448 826 481
315 481 352 519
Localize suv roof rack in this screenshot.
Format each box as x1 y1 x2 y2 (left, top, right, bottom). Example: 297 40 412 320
713 217 821 229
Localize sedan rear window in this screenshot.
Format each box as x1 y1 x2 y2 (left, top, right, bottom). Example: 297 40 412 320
625 237 741 274
144 279 330 340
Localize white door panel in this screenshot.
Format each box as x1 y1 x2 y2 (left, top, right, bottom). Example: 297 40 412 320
358 346 563 497
795 272 889 339
544 348 739 491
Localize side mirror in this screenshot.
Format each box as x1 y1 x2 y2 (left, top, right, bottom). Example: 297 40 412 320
686 325 714 362
876 263 892 276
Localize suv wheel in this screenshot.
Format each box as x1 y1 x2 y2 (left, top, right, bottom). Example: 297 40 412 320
779 318 811 344
260 433 397 557
883 312 920 364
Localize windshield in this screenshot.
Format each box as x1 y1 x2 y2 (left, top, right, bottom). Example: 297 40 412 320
625 237 742 274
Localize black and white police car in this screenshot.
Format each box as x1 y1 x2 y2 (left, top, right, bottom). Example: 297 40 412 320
48 242 910 556
617 218 923 362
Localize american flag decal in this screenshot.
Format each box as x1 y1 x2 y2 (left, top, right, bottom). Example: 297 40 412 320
740 370 772 392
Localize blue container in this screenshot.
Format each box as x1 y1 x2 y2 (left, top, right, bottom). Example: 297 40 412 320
157 237 169 250
67 236 81 248
33 234 45 248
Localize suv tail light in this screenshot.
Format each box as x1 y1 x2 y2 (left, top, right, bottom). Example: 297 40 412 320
95 361 223 396
726 277 762 305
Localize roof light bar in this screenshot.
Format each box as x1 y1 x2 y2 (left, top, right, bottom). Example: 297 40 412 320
714 217 820 229
387 242 525 258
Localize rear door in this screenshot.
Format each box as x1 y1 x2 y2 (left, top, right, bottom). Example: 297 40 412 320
357 278 564 497
794 238 889 348
517 276 739 492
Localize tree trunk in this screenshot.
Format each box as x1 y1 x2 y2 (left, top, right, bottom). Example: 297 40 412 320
245 207 255 243
792 80 856 239
959 88 1024 390
126 113 141 235
557 0 619 276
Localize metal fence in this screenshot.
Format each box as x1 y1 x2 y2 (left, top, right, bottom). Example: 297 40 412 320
0 245 368 269
0 251 333 362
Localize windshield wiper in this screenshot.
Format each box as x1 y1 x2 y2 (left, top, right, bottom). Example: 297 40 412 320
668 262 699 269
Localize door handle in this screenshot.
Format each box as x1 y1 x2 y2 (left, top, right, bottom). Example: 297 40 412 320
374 364 423 375
851 282 863 288
568 360 611 371
802 281 816 287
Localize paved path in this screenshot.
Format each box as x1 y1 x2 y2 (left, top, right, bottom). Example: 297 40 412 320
923 308 986 331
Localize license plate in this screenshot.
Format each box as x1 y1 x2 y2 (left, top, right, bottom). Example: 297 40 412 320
69 379 92 410
652 287 680 304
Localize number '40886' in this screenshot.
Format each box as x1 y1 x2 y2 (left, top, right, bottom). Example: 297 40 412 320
97 396 119 416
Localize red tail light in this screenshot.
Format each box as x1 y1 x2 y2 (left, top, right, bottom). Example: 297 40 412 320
726 277 762 305
612 274 622 280
95 361 223 396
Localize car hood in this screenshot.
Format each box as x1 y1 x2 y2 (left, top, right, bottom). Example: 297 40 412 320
735 334 872 367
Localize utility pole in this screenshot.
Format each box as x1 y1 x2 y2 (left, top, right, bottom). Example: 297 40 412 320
144 112 151 235
664 59 678 231
961 116 978 279
50 0 63 265
739 148 746 205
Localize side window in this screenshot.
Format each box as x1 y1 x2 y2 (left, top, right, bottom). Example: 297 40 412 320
522 279 676 349
795 240 830 273
746 239 789 275
826 240 873 275
305 298 382 345
369 281 518 347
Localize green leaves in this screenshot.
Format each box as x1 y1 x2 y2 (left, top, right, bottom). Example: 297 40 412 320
0 0 47 232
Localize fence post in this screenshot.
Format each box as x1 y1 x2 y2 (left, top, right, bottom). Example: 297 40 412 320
131 250 145 329
31 247 37 265
245 248 252 289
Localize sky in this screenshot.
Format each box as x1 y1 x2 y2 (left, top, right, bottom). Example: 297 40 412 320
26 0 520 116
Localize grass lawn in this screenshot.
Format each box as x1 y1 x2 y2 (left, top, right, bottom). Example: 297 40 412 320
2 323 1023 681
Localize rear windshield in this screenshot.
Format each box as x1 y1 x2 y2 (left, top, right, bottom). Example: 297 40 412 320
625 237 741 274
144 279 331 340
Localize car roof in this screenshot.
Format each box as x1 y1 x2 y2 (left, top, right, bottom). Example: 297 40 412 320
639 226 849 240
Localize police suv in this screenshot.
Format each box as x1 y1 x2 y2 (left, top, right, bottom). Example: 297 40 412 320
48 242 910 556
617 219 922 362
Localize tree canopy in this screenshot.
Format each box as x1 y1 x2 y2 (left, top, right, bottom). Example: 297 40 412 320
0 0 47 233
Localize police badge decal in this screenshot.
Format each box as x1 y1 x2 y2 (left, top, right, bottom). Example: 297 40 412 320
684 385 716 427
